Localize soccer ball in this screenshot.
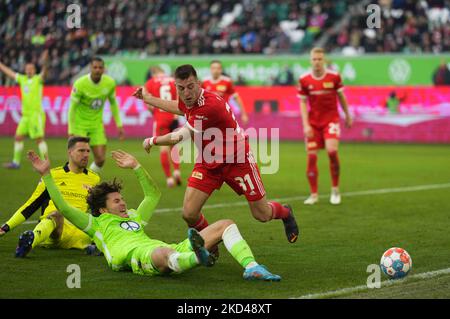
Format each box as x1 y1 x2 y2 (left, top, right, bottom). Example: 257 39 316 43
380 247 412 279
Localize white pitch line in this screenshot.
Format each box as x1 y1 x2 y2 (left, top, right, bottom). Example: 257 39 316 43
292 267 450 299
22 182 450 225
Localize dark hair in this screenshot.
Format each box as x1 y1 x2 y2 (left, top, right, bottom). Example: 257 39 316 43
174 64 197 80
210 60 222 66
67 136 90 149
91 56 104 65
87 179 122 217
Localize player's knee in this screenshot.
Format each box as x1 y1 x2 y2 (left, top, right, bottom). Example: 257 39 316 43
151 248 172 273
182 205 200 224
218 219 234 231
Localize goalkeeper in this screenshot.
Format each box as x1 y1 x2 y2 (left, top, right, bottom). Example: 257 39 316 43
1 136 100 257
27 149 281 281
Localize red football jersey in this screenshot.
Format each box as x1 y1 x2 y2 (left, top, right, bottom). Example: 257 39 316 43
202 75 236 102
145 75 177 122
178 89 248 169
297 70 344 127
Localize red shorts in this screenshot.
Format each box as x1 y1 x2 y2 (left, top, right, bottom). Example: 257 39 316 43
305 122 340 151
153 118 179 136
187 151 266 201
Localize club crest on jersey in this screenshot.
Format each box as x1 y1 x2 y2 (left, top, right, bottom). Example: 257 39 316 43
323 82 334 88
120 221 140 231
82 184 92 190
192 171 203 180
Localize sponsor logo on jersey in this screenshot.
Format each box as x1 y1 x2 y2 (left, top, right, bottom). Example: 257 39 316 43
192 171 203 180
216 85 227 92
323 82 334 89
120 221 141 231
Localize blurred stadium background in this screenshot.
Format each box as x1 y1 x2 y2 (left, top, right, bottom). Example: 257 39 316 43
1 0 450 299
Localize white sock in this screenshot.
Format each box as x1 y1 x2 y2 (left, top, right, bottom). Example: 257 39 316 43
89 162 102 173
167 252 181 273
245 261 259 269
13 141 24 164
38 141 48 158
222 224 243 252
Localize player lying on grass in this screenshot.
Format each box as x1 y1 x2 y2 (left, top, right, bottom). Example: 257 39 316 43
1 136 101 257
27 149 281 281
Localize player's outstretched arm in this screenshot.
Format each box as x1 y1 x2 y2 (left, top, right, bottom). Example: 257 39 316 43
111 150 161 222
0 177 50 237
39 50 49 81
0 61 18 80
27 151 92 234
142 125 192 154
133 86 183 115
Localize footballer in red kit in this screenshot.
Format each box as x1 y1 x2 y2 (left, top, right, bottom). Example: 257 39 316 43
144 66 182 187
298 48 353 205
202 60 249 125
134 64 299 255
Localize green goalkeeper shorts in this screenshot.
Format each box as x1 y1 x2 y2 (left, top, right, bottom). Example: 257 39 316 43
130 238 192 276
16 113 46 139
71 125 107 146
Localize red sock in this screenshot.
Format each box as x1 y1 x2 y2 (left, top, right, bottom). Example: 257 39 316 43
160 151 171 178
328 151 340 187
171 145 180 170
268 201 289 220
188 213 209 231
307 153 318 194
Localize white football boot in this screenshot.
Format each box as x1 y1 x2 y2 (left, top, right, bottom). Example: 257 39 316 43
304 194 319 205
330 188 341 205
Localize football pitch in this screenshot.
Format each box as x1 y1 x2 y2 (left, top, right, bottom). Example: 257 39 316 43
0 137 449 299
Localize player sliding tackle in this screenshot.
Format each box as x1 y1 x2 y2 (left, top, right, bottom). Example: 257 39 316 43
133 65 299 257
27 150 281 281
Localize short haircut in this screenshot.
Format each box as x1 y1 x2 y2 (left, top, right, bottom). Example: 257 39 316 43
87 179 122 217
150 65 164 75
210 60 222 66
67 136 90 149
174 64 197 80
310 47 325 55
91 56 104 65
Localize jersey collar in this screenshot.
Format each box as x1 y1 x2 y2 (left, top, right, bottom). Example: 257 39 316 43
64 162 88 175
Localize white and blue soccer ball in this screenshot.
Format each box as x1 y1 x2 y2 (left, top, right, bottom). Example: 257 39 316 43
380 247 412 279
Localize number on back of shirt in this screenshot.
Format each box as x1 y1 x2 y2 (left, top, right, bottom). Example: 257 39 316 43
160 85 172 101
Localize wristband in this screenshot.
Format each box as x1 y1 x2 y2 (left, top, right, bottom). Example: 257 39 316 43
1 224 10 233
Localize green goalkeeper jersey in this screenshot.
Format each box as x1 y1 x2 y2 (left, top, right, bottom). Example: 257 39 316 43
16 73 44 117
68 73 122 133
42 166 161 271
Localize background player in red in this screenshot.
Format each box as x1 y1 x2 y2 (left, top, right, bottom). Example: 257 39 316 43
145 66 182 188
202 60 249 125
134 64 299 254
298 47 353 205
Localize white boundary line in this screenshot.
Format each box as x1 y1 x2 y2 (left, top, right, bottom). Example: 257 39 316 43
23 182 450 225
292 267 450 299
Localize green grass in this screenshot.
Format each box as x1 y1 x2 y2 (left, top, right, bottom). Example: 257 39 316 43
0 137 449 299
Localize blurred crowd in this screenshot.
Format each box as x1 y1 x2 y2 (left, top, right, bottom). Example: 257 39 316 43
0 0 448 85
326 0 450 54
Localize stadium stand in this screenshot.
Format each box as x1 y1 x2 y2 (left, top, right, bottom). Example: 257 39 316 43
0 0 448 85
